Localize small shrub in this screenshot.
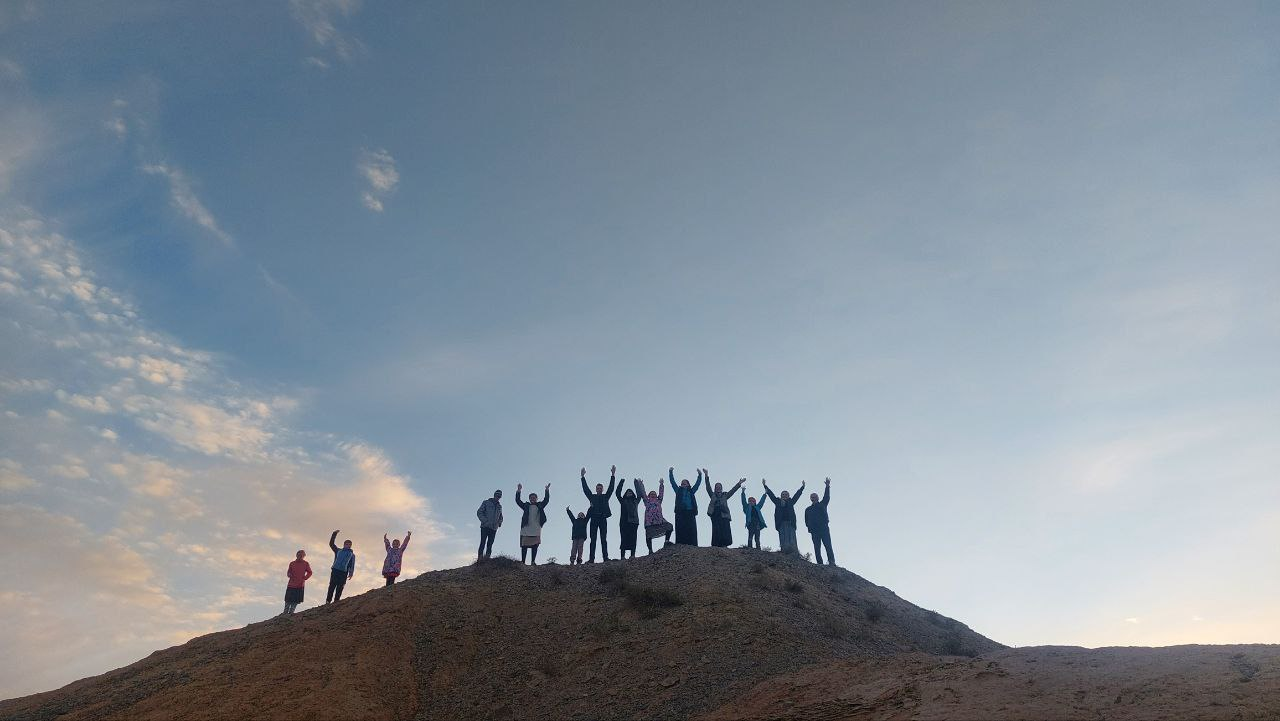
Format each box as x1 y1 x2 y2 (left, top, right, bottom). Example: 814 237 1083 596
624 585 684 619
545 556 558 565
864 600 885 623
784 579 804 594
761 546 774 552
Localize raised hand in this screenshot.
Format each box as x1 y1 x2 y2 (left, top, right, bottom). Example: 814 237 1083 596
825 477 831 486
580 467 586 478
611 464 616 474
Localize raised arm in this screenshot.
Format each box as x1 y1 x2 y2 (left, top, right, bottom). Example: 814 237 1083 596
635 478 645 497
762 480 779 504
821 479 830 507
740 489 749 512
539 485 551 508
581 468 592 499
728 477 746 496
658 479 665 500
668 467 678 493
402 531 411 548
792 481 806 501
384 534 390 551
605 465 617 497
329 530 339 553
691 471 703 494
616 478 625 502
566 506 575 522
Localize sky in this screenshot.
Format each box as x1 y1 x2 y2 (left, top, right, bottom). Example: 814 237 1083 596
1 0 1278 700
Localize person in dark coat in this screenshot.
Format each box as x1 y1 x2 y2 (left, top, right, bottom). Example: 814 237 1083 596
475 490 503 561
668 467 703 545
566 507 589 564
762 479 805 555
514 482 551 565
581 466 616 562
704 470 746 547
804 477 834 565
616 479 642 559
741 489 769 549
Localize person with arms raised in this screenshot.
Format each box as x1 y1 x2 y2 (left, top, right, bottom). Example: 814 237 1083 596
616 477 642 560
381 531 411 585
704 470 746 547
762 479 805 555
326 530 356 603
514 482 551 565
668 467 703 545
566 506 589 564
805 477 835 565
741 488 769 550
581 466 616 562
637 477 673 554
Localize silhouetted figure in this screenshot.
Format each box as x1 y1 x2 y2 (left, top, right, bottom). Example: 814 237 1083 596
282 550 312 615
581 466 616 562
669 467 702 545
382 531 411 586
762 479 805 555
616 480 642 560
705 471 746 547
326 530 356 603
476 490 503 560
805 478 834 565
741 489 769 549
567 507 589 564
515 483 551 565
637 478 673 554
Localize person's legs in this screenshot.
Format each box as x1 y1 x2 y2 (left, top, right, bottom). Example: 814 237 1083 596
326 570 340 603
599 519 610 560
572 538 584 563
588 518 600 561
485 528 496 558
521 546 529 563
530 545 538 565
820 529 834 565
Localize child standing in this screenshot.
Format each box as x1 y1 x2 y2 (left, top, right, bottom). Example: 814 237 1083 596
283 550 312 615
566 507 589 564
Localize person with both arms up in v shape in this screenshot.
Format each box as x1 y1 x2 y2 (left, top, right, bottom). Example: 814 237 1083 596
581 465 616 562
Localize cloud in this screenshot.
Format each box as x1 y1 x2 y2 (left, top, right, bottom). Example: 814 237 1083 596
0 213 443 698
290 0 363 64
141 163 235 248
356 147 398 212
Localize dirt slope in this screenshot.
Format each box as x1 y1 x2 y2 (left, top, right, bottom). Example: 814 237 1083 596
0 545 1000 720
700 645 1280 721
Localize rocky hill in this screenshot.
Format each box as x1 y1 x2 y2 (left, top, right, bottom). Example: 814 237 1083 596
2 545 1276 720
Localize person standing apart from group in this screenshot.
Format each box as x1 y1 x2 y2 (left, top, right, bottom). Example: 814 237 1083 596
581 466 616 562
762 479 805 555
381 531 411 586
741 489 769 550
616 478 642 560
636 478 673 554
476 489 503 561
326 530 356 603
805 478 835 565
282 550 312 615
705 471 746 547
515 482 551 565
669 467 703 545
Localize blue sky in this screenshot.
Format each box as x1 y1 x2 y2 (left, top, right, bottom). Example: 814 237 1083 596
2 0 1279 699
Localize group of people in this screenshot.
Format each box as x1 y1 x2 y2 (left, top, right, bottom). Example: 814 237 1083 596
281 529 412 615
476 467 835 567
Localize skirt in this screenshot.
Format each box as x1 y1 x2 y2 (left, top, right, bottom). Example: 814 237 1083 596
674 510 698 545
520 534 541 548
619 521 639 551
710 516 733 547
284 586 304 603
645 521 673 540
778 523 799 554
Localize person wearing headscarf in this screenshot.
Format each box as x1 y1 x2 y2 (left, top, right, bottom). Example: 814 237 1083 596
381 531 411 585
704 470 746 547
668 466 703 546
615 477 642 560
636 478 673 554
762 479 805 555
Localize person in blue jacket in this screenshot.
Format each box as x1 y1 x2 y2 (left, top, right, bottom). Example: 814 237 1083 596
669 466 703 545
326 529 356 603
581 466 616 562
741 488 769 549
805 477 835 565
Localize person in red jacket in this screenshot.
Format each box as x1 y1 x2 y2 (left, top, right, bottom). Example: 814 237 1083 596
283 550 312 615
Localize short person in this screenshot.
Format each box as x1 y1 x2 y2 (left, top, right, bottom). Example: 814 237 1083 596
741 489 769 550
566 507 589 564
382 531 411 586
282 550 312 615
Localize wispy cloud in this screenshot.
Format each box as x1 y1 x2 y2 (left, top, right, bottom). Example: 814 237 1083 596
291 0 363 65
357 147 398 212
141 163 236 248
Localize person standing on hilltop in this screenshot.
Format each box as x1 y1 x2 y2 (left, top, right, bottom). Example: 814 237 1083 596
705 471 746 547
637 477 673 553
515 482 551 565
476 489 503 561
762 479 805 555
616 478 642 560
282 550 312 615
381 531 411 586
669 467 703 545
566 506 589 564
326 530 356 603
741 489 769 550
805 478 835 565
581 466 616 562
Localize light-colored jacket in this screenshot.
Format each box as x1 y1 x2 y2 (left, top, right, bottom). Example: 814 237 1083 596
477 497 503 529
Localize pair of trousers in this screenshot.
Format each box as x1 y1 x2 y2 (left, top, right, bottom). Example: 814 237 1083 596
588 517 609 561
384 576 396 586
811 527 835 565
570 538 584 563
325 569 347 603
478 527 496 558
746 528 761 549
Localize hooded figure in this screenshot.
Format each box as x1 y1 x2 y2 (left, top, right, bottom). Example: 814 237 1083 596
668 467 703 545
581 466 616 562
381 532 411 585
637 478 673 554
616 480 642 559
705 471 746 547
763 479 805 555
741 490 769 550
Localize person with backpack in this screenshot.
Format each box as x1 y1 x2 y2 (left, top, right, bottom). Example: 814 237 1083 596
566 507 589 564
704 471 746 547
636 477 673 554
381 531 411 586
476 490 503 561
805 477 835 565
762 479 805 555
741 489 769 550
616 478 642 560
326 530 356 603
282 549 312 615
581 466 616 562
514 482 551 565
668 466 703 545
